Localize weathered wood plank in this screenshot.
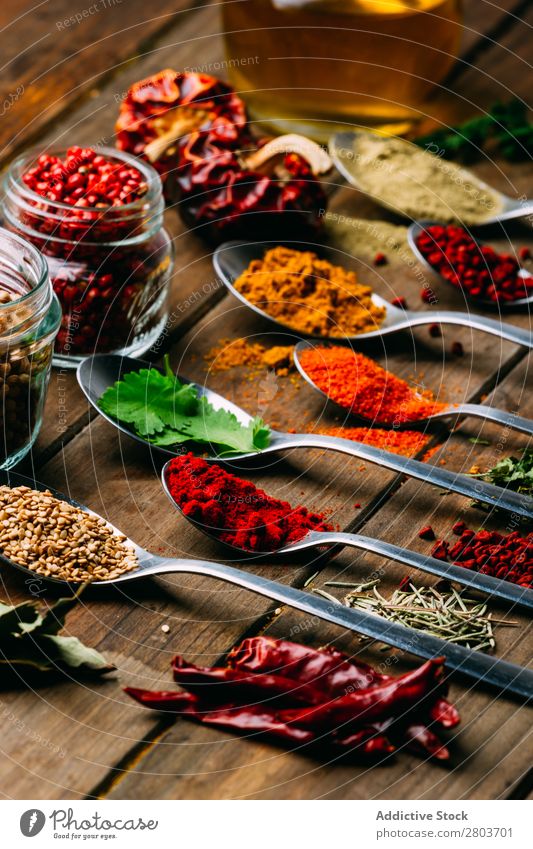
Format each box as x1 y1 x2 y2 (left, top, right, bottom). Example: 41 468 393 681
0 0 211 161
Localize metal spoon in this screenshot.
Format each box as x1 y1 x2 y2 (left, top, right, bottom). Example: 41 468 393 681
330 130 533 227
213 240 533 348
161 460 533 611
77 354 533 520
294 339 533 437
1 468 531 699
408 221 533 309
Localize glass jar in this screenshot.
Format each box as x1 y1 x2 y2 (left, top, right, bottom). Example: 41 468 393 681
221 0 463 140
0 228 60 469
2 147 173 367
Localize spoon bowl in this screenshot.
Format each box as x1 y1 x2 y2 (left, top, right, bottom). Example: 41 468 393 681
408 221 533 309
213 240 533 348
293 339 533 437
1 468 530 696
161 458 533 612
77 353 254 459
330 130 533 227
77 354 533 520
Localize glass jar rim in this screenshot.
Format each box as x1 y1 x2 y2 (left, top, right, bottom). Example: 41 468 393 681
7 145 163 217
0 226 49 307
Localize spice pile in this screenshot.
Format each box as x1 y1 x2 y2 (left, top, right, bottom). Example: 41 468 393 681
315 426 433 459
233 246 386 338
325 215 408 265
126 636 460 761
22 147 148 209
426 523 533 589
116 69 330 240
342 133 501 224
165 454 331 552
299 345 447 424
99 356 270 455
205 337 295 376
417 225 533 303
0 485 138 582
340 578 512 652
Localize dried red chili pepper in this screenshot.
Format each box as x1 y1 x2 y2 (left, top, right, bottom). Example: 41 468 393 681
116 69 331 241
125 637 459 760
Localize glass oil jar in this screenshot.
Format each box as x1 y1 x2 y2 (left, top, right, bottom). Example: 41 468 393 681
2 147 173 367
221 0 463 140
0 228 60 469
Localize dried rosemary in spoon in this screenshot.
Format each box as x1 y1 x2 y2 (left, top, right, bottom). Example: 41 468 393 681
316 579 518 652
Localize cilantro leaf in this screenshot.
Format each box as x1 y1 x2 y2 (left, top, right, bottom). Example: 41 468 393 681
98 356 270 455
99 365 198 436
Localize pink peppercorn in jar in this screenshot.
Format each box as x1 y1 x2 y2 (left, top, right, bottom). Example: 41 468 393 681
2 146 173 366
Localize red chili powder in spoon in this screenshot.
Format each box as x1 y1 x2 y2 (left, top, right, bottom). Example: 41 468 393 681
299 346 447 424
165 453 332 552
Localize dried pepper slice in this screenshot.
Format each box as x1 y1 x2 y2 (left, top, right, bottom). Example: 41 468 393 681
116 69 331 241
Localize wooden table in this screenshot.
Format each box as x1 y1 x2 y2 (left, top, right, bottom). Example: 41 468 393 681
1 0 532 801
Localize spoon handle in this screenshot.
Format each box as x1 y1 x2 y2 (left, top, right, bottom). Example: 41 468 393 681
271 432 533 520
405 310 532 348
144 557 533 699
301 530 533 611
443 403 533 436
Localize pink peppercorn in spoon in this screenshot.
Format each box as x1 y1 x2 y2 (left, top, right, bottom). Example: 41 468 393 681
408 221 533 308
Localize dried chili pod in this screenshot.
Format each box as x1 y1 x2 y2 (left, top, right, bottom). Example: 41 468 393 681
228 636 385 694
116 68 247 184
125 639 458 762
175 130 330 241
116 70 331 241
171 654 324 706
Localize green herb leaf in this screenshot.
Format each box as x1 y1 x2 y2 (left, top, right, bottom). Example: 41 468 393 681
481 448 533 494
99 356 270 455
0 592 112 683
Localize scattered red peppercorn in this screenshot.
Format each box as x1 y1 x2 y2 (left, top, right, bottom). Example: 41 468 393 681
420 286 435 304
165 453 332 552
418 525 436 541
429 526 533 588
374 252 387 266
452 520 467 535
519 246 531 261
429 323 442 338
451 341 464 357
391 296 408 309
417 225 533 304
